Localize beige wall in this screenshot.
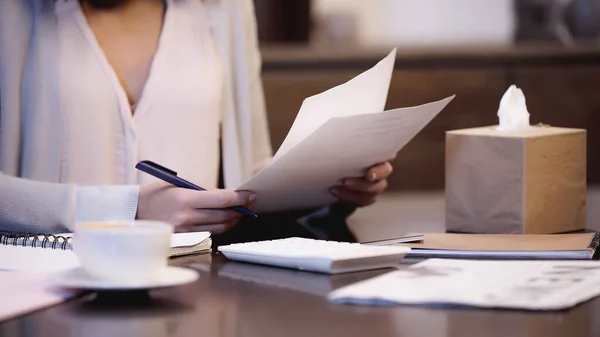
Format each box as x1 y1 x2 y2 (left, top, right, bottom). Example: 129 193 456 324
311 0 515 47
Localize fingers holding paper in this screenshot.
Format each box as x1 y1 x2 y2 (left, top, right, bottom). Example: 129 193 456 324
330 159 395 207
137 182 255 234
366 159 394 182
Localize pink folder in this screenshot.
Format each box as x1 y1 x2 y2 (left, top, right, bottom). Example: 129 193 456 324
0 271 77 322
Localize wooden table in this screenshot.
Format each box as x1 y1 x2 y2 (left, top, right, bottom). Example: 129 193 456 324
1 253 599 337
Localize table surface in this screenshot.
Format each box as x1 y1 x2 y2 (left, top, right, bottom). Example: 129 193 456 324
1 254 600 337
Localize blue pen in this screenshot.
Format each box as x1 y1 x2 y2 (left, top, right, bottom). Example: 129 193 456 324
135 160 258 218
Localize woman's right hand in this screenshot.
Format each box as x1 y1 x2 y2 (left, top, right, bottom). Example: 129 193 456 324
137 182 255 234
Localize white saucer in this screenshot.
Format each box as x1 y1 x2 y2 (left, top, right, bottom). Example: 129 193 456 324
49 266 199 290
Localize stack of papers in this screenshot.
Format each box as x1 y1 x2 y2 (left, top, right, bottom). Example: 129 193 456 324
168 232 212 257
328 259 600 310
238 49 455 212
396 232 600 260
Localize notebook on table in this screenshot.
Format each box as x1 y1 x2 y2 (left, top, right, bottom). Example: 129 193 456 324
0 230 211 255
394 232 600 260
0 230 212 273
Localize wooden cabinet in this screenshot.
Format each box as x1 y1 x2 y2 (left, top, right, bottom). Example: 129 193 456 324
385 68 507 190
260 46 600 190
512 66 600 180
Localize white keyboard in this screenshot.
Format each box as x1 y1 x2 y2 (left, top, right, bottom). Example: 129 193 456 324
217 237 411 274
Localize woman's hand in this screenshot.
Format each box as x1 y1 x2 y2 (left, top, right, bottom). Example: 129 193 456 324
137 182 255 234
330 158 395 207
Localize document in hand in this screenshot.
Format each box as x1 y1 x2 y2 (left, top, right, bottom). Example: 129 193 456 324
328 259 600 311
239 49 455 212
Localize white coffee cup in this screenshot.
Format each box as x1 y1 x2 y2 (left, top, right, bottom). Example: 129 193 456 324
73 220 173 282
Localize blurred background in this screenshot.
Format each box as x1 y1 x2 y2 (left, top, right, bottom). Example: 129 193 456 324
252 0 600 239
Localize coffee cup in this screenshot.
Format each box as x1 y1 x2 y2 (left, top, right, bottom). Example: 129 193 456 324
73 220 172 281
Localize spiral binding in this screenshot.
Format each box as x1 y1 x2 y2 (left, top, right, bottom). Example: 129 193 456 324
0 230 72 250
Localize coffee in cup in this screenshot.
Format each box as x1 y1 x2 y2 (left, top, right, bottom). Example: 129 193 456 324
73 220 172 281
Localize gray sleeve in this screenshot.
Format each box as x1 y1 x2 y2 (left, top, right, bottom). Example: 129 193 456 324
0 173 74 234
0 173 140 234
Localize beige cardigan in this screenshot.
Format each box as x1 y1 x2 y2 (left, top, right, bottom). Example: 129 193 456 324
0 0 273 233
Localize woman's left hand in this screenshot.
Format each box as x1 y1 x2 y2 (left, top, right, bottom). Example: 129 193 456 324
330 158 395 207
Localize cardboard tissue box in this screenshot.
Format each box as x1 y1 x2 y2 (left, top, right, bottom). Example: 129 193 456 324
445 85 586 234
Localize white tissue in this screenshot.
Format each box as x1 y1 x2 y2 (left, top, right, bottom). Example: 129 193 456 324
497 85 531 131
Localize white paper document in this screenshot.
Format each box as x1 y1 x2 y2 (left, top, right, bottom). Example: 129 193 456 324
239 49 455 212
170 232 211 247
272 49 396 160
0 271 77 322
0 246 81 273
328 259 600 311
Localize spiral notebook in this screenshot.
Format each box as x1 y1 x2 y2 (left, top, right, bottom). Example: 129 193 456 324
0 230 212 273
0 230 211 255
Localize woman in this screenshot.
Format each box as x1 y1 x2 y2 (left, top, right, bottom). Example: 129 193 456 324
0 0 394 243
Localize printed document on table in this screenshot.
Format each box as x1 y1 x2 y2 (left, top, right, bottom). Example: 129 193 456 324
328 259 600 311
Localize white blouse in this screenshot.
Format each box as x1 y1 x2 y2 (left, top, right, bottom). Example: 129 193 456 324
0 0 274 233
55 0 223 189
